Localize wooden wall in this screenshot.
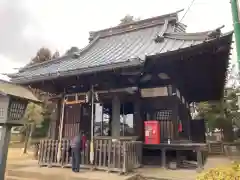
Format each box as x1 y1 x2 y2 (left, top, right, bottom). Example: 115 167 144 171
48 90 192 143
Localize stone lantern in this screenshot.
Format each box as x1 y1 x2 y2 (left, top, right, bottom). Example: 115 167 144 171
0 82 40 180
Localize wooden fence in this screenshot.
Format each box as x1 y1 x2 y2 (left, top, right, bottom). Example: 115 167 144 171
207 141 240 157
38 137 142 174
37 140 240 173
207 142 225 154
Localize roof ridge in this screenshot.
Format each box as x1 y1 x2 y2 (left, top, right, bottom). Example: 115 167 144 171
100 20 171 39
17 35 101 73
164 25 226 40
16 10 183 73
18 54 71 72
89 9 183 40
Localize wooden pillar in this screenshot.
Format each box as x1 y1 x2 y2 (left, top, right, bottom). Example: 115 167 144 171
187 106 192 140
111 95 120 138
196 149 204 172
171 86 179 141
55 99 61 139
176 151 181 167
81 104 91 140
57 97 65 162
161 148 167 169
172 99 179 141
133 98 142 140
58 98 65 140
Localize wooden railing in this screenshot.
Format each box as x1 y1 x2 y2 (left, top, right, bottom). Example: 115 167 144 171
94 137 142 173
207 141 240 158
38 137 142 173
223 142 240 160
207 142 225 154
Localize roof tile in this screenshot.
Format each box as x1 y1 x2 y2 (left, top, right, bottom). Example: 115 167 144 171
9 11 229 83
0 82 40 103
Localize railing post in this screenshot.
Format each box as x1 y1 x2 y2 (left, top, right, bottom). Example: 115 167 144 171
46 140 51 166
48 140 53 167
107 139 111 170
38 140 43 166
196 148 203 173
122 141 127 173
54 140 59 164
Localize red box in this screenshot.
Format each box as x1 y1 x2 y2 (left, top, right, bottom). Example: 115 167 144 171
144 121 160 144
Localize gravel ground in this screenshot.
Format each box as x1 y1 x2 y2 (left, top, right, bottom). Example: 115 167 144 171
5 148 233 180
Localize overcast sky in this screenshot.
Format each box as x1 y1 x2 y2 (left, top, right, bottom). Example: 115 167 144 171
0 0 235 80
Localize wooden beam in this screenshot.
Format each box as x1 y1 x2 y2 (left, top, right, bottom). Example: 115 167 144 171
96 87 138 94
65 100 85 105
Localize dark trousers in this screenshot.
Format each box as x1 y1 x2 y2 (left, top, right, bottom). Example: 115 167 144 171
71 148 81 172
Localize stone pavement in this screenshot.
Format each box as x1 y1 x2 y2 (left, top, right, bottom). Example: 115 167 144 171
5 156 233 180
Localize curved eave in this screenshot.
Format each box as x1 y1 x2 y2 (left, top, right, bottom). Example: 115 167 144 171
148 31 233 60
10 26 233 87
147 31 233 102
163 25 225 41
11 58 144 84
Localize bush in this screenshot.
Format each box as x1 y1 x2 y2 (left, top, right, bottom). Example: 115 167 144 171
197 162 240 180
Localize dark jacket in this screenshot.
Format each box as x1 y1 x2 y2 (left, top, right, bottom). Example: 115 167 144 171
70 134 82 150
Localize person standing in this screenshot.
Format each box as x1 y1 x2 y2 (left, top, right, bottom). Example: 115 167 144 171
70 132 82 172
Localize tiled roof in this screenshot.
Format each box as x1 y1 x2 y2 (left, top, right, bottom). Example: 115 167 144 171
9 11 229 84
0 82 40 103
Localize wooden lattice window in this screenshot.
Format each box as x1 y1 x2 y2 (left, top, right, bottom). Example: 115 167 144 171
154 110 173 142
8 101 25 121
154 110 172 121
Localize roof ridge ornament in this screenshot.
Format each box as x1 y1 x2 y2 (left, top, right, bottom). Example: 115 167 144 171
72 52 81 59
174 22 187 33
154 20 169 43
207 25 225 40
90 10 181 39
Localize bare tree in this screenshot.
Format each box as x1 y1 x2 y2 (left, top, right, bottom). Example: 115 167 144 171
30 47 52 64
52 51 60 59
65 46 80 55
